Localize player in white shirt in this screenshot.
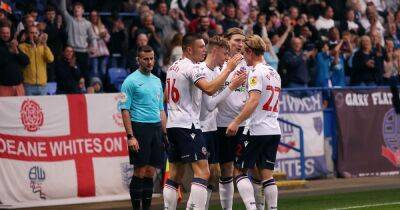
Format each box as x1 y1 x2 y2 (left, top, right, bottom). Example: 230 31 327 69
215 28 252 210
163 34 243 210
227 35 281 210
198 37 247 209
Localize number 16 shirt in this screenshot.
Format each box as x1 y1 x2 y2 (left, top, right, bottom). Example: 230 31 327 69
246 63 281 136
166 58 206 129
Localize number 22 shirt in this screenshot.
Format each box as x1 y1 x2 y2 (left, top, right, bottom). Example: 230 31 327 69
246 63 281 136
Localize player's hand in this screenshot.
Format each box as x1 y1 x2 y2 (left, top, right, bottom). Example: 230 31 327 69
226 54 243 72
226 121 239 137
162 133 169 149
128 137 139 152
229 71 247 90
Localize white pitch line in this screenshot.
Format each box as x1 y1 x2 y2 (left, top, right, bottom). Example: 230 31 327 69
327 202 400 210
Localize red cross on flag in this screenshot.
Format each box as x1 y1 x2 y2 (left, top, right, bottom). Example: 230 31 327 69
0 94 132 208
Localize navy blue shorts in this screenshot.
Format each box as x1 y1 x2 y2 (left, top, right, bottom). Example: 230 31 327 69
129 122 163 168
217 127 244 164
203 131 219 164
166 125 207 163
235 134 280 170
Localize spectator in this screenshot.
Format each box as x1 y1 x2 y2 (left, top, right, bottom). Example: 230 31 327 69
43 6 65 83
162 33 183 72
109 18 127 68
281 37 313 88
19 25 54 95
195 15 217 39
351 35 380 86
220 3 240 31
383 38 400 84
328 27 341 45
188 4 217 33
16 8 38 35
340 9 364 35
263 36 279 70
314 41 331 87
360 6 385 38
87 76 103 93
126 33 149 72
89 10 110 81
253 13 268 39
0 22 29 96
169 8 187 35
55 46 82 94
153 1 179 45
330 42 346 87
315 6 335 33
387 23 400 49
289 6 299 25
16 15 36 42
136 12 162 58
59 0 96 86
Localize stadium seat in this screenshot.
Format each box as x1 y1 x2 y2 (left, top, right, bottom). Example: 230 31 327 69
46 82 57 95
108 68 128 91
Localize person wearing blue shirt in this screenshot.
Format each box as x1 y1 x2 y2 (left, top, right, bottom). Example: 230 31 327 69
119 45 166 210
314 41 331 87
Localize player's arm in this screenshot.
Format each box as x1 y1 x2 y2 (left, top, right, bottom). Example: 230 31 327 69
226 71 262 136
195 54 243 96
226 91 260 136
202 72 247 111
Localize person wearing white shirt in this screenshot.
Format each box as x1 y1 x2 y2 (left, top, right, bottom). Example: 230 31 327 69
315 6 335 32
163 34 243 210
227 34 282 210
198 38 247 209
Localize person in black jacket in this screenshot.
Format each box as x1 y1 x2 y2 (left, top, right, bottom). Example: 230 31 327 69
351 35 381 86
0 22 30 96
281 37 315 87
55 46 83 94
44 6 66 82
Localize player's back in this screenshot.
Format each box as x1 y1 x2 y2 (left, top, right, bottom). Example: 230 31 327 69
247 63 281 135
166 58 205 129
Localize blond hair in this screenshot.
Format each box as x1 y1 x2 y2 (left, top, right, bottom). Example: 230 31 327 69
244 35 266 56
224 27 244 40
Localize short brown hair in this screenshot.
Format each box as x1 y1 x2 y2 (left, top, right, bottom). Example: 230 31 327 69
224 27 244 40
137 45 154 55
244 35 266 56
182 33 203 51
207 35 229 52
73 2 84 9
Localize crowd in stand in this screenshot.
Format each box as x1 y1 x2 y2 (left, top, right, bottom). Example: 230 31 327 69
1 0 400 96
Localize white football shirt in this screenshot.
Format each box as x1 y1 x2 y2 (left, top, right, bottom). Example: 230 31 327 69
166 58 206 129
246 63 281 136
216 60 249 127
199 62 220 132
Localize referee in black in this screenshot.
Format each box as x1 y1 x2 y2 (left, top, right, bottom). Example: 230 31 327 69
119 45 167 210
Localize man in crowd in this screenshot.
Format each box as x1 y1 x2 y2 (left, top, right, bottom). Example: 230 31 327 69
19 25 54 96
0 21 29 96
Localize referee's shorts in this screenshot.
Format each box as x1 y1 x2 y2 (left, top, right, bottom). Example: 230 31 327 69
129 121 163 168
